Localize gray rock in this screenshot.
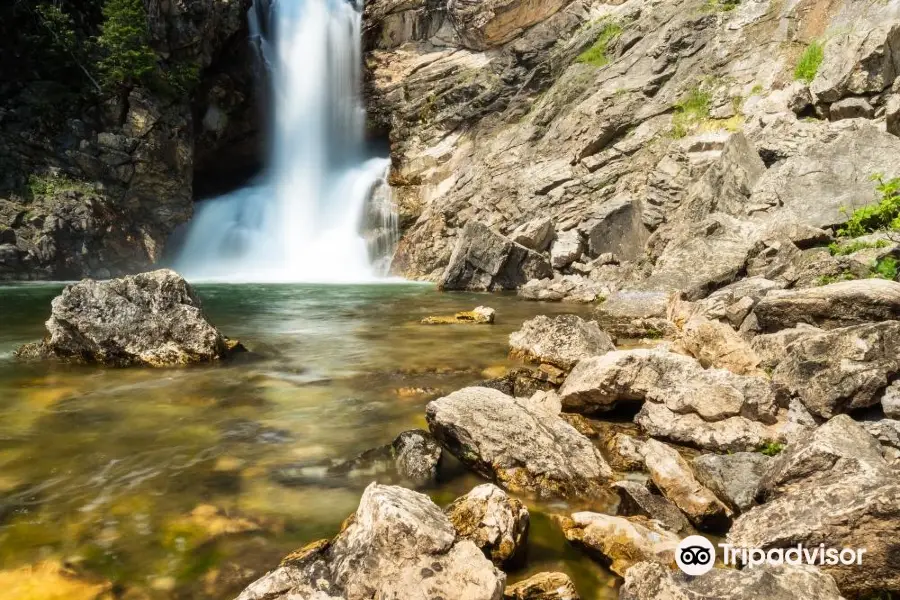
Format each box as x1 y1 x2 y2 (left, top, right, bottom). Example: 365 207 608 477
558 512 680 577
861 417 900 456
881 380 900 419
578 194 648 261
750 324 822 371
503 572 579 600
611 480 694 536
446 483 529 567
518 275 606 303
14 269 240 367
605 433 645 472
510 217 555 252
640 439 732 532
236 483 505 600
439 221 553 291
691 452 770 513
549 229 583 270
392 429 442 485
620 561 844 600
426 387 613 500
509 315 615 371
828 97 874 120
887 94 900 137
771 321 900 419
754 279 900 332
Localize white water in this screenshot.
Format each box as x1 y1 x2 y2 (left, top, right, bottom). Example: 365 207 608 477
174 0 395 283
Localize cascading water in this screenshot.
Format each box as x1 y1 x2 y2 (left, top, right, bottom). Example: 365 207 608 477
174 0 396 282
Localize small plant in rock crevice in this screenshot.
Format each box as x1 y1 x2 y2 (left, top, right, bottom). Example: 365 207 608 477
794 41 824 83
576 21 623 67
837 174 900 238
670 86 712 138
758 441 785 456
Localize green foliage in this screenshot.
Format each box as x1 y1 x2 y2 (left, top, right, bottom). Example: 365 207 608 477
671 86 712 138
27 172 95 200
816 272 858 286
794 41 824 83
759 441 785 457
576 21 623 67
97 0 157 89
155 61 202 97
706 0 741 11
837 175 900 238
828 239 889 256
873 256 899 281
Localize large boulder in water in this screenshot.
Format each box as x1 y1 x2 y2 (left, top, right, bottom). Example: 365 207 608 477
15 269 241 367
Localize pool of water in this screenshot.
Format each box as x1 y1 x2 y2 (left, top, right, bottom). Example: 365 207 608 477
0 283 619 599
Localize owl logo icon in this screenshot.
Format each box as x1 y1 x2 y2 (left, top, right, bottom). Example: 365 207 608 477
676 535 716 575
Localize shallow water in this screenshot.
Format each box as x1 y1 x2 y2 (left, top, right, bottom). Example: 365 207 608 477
0 283 618 599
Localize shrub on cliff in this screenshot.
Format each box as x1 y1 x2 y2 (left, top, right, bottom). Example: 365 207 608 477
97 0 157 89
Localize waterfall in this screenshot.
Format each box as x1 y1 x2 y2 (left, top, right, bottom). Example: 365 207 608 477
173 0 397 282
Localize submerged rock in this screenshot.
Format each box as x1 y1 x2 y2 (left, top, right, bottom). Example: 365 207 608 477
0 561 113 600
503 572 579 600
426 387 612 500
15 269 242 367
421 306 496 325
236 483 504 600
509 315 614 371
445 483 529 567
619 561 844 600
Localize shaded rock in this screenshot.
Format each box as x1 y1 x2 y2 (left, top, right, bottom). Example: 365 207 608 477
640 439 732 532
439 222 552 291
479 367 558 398
828 97 874 120
549 230 583 270
446 483 529 567
510 217 555 252
611 481 694 536
619 561 844 600
503 572 579 600
771 321 900 419
392 429 443 485
578 194 648 261
509 315 614 371
605 433 645 472
421 306 496 325
426 387 612 500
558 512 679 577
888 94 900 137
14 269 240 367
753 279 900 332
236 484 504 600
691 452 770 513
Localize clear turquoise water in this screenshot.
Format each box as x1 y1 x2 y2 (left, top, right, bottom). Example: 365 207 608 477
0 283 617 599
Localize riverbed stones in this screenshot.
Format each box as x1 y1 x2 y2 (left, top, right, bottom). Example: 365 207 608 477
236 483 505 600
421 306 496 324
426 387 612 500
445 483 529 567
753 279 900 332
503 572 579 600
558 512 680 576
640 439 732 532
392 429 442 485
611 481 694 536
619 561 844 600
691 452 769 513
509 315 614 371
771 321 900 419
14 269 241 367
439 222 553 291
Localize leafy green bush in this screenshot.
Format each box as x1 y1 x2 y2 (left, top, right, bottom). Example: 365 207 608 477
576 21 622 67
759 441 785 456
794 41 824 83
27 172 95 200
828 239 889 256
873 256 899 281
671 86 712 138
97 0 157 89
837 175 900 238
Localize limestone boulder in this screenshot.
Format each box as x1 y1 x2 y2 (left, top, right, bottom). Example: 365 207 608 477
549 230 583 270
426 387 612 500
503 572 579 600
691 452 770 513
445 484 529 567
15 269 241 367
509 315 614 371
678 315 762 375
611 481 694 536
236 484 505 600
510 217 555 252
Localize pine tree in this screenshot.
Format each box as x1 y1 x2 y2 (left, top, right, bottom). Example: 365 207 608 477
97 0 156 89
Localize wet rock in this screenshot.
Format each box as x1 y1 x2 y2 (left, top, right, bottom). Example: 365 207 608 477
392 429 443 485
236 483 504 600
426 387 612 500
509 315 614 371
619 561 844 600
605 433 645 472
510 217 555 253
479 367 557 398
828 97 874 120
611 481 694 536
421 306 496 325
753 279 900 332
640 439 732 532
691 452 770 513
729 416 899 597
771 321 900 419
439 222 552 291
445 483 529 567
558 512 680 577
0 561 113 600
15 269 241 367
503 572 579 600
221 419 293 445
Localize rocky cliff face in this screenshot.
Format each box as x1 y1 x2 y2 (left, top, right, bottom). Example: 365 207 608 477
0 0 260 280
363 0 900 289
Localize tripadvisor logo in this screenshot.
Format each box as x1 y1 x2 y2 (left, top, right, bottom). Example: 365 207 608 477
675 536 867 575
